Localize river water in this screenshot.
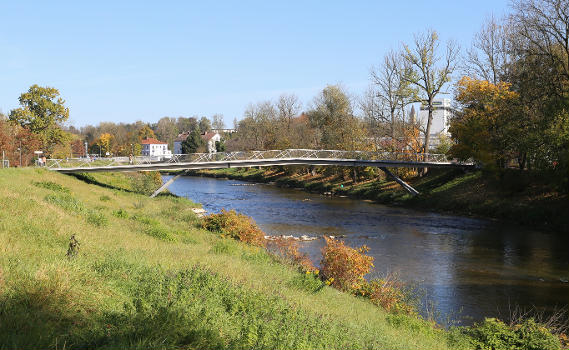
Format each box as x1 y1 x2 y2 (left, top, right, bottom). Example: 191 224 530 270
167 175 569 325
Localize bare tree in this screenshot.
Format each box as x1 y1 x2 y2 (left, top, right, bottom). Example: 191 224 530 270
211 113 225 130
401 29 459 158
511 0 569 94
277 93 302 131
465 15 512 84
368 50 416 150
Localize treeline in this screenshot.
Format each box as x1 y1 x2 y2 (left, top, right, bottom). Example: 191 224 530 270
229 0 568 191
2 0 567 191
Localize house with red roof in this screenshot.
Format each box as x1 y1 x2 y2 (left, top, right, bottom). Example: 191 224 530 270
140 138 172 158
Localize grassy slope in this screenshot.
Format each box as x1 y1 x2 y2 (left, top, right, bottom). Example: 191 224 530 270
0 168 471 350
192 167 568 232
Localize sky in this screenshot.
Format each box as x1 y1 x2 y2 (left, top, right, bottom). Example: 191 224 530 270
0 1 510 128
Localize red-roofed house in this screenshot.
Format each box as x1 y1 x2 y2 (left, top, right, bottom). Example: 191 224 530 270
141 138 172 158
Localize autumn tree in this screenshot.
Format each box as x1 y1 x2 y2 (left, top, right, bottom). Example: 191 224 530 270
9 85 71 151
449 77 520 170
137 125 156 141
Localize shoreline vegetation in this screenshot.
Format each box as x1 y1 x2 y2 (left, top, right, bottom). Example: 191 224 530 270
184 167 569 233
0 168 566 349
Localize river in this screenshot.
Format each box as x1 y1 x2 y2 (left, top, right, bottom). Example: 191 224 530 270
166 175 569 325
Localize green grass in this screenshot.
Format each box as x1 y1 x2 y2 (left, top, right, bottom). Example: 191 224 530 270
0 168 474 349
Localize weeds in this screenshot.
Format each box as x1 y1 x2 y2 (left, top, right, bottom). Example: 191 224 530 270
210 240 237 255
33 181 70 193
99 195 111 202
112 208 129 219
86 210 109 227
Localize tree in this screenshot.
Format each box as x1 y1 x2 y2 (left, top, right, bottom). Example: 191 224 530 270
308 85 365 150
137 125 156 141
277 94 302 132
181 129 204 153
199 117 211 132
449 77 520 170
154 117 179 149
9 84 70 150
401 30 459 158
211 114 225 130
465 15 512 85
96 133 114 156
0 119 42 166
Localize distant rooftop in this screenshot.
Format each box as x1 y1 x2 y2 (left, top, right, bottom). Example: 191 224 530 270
141 138 167 145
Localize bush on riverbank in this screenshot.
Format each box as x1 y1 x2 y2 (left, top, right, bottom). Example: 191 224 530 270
202 209 266 246
465 317 561 350
320 236 373 292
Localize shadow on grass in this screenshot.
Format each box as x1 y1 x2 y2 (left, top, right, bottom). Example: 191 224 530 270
67 173 137 193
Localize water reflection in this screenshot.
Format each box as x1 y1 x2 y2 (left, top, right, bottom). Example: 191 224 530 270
167 175 569 324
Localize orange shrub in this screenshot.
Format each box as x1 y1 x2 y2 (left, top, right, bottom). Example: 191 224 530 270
357 277 415 314
320 237 374 292
266 237 315 272
202 209 266 247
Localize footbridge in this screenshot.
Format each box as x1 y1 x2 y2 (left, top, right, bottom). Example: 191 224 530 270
47 149 474 197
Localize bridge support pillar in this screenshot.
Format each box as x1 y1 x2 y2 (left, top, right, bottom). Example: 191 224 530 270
150 171 188 198
379 167 420 196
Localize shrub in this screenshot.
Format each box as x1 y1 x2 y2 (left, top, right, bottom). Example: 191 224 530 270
202 209 265 247
266 237 315 272
465 317 561 350
86 210 108 227
320 237 373 292
356 276 415 315
287 270 325 293
112 209 129 219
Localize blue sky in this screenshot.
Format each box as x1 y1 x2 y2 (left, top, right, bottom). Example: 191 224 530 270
1 1 509 127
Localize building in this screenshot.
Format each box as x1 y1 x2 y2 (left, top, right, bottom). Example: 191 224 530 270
417 98 452 148
141 138 172 158
201 132 221 153
173 132 190 155
173 131 222 154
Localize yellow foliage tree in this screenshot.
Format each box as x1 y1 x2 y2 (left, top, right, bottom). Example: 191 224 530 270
449 77 519 169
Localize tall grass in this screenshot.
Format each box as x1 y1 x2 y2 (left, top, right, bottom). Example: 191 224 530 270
0 168 476 349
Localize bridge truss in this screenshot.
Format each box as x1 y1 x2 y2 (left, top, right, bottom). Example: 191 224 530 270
46 149 474 197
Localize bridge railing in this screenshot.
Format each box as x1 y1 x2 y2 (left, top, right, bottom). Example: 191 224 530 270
45 149 452 169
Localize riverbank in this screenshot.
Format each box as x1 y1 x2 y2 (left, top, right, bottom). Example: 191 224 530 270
188 167 569 233
0 168 474 349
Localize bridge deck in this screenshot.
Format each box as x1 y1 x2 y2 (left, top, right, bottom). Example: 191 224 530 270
51 158 473 173
47 149 474 173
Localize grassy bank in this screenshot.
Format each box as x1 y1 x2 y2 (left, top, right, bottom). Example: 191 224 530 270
0 168 474 349
190 167 569 232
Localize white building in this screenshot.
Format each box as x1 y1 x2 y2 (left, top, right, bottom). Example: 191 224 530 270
141 138 172 158
201 132 221 153
417 98 452 148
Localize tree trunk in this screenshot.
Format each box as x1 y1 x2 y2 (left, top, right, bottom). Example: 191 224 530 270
421 102 434 176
